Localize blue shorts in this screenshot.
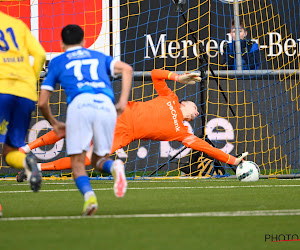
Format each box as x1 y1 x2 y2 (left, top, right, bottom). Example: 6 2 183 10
0 94 35 148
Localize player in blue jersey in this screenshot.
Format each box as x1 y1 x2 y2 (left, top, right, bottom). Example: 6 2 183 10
38 24 133 215
0 11 46 192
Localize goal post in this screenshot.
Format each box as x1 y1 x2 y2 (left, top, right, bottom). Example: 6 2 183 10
0 0 299 179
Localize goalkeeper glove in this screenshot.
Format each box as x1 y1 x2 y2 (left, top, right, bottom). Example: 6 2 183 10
178 73 201 85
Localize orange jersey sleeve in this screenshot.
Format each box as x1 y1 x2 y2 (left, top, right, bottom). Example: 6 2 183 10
181 134 236 164
151 69 179 97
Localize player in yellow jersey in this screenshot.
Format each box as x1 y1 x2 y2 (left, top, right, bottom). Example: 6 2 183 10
0 11 46 192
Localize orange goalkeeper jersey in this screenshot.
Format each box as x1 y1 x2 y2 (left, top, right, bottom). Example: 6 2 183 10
112 69 236 165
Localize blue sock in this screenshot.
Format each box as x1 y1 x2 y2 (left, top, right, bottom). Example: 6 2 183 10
75 175 93 195
102 160 113 174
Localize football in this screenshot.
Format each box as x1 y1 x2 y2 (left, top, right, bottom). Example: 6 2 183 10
236 161 260 182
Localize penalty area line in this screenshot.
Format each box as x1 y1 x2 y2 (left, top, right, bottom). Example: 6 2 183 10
1 209 300 221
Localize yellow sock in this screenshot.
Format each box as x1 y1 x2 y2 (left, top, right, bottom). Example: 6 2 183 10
5 151 26 169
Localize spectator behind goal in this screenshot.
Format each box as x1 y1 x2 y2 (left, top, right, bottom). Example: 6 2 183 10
222 19 260 70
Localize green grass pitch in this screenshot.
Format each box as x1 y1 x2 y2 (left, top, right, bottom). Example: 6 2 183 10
0 179 300 250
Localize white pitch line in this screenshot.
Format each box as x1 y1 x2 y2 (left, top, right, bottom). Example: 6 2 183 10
1 180 213 186
1 184 300 194
1 209 300 222
4 178 300 186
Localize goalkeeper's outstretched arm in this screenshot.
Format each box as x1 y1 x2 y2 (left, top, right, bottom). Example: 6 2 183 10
181 134 248 166
151 69 201 97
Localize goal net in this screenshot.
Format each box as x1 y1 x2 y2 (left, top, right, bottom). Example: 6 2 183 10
0 0 299 179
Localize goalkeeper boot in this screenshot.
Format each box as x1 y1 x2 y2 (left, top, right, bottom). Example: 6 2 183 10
16 169 27 183
82 196 98 216
234 152 249 166
25 154 42 192
111 159 127 198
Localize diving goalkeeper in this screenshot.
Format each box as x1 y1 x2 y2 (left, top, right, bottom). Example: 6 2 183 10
18 69 248 177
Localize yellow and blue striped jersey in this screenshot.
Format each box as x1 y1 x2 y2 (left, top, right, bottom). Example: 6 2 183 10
0 11 46 101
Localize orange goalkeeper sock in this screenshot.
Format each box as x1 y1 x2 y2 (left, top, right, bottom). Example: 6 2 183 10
41 156 91 171
20 130 64 153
